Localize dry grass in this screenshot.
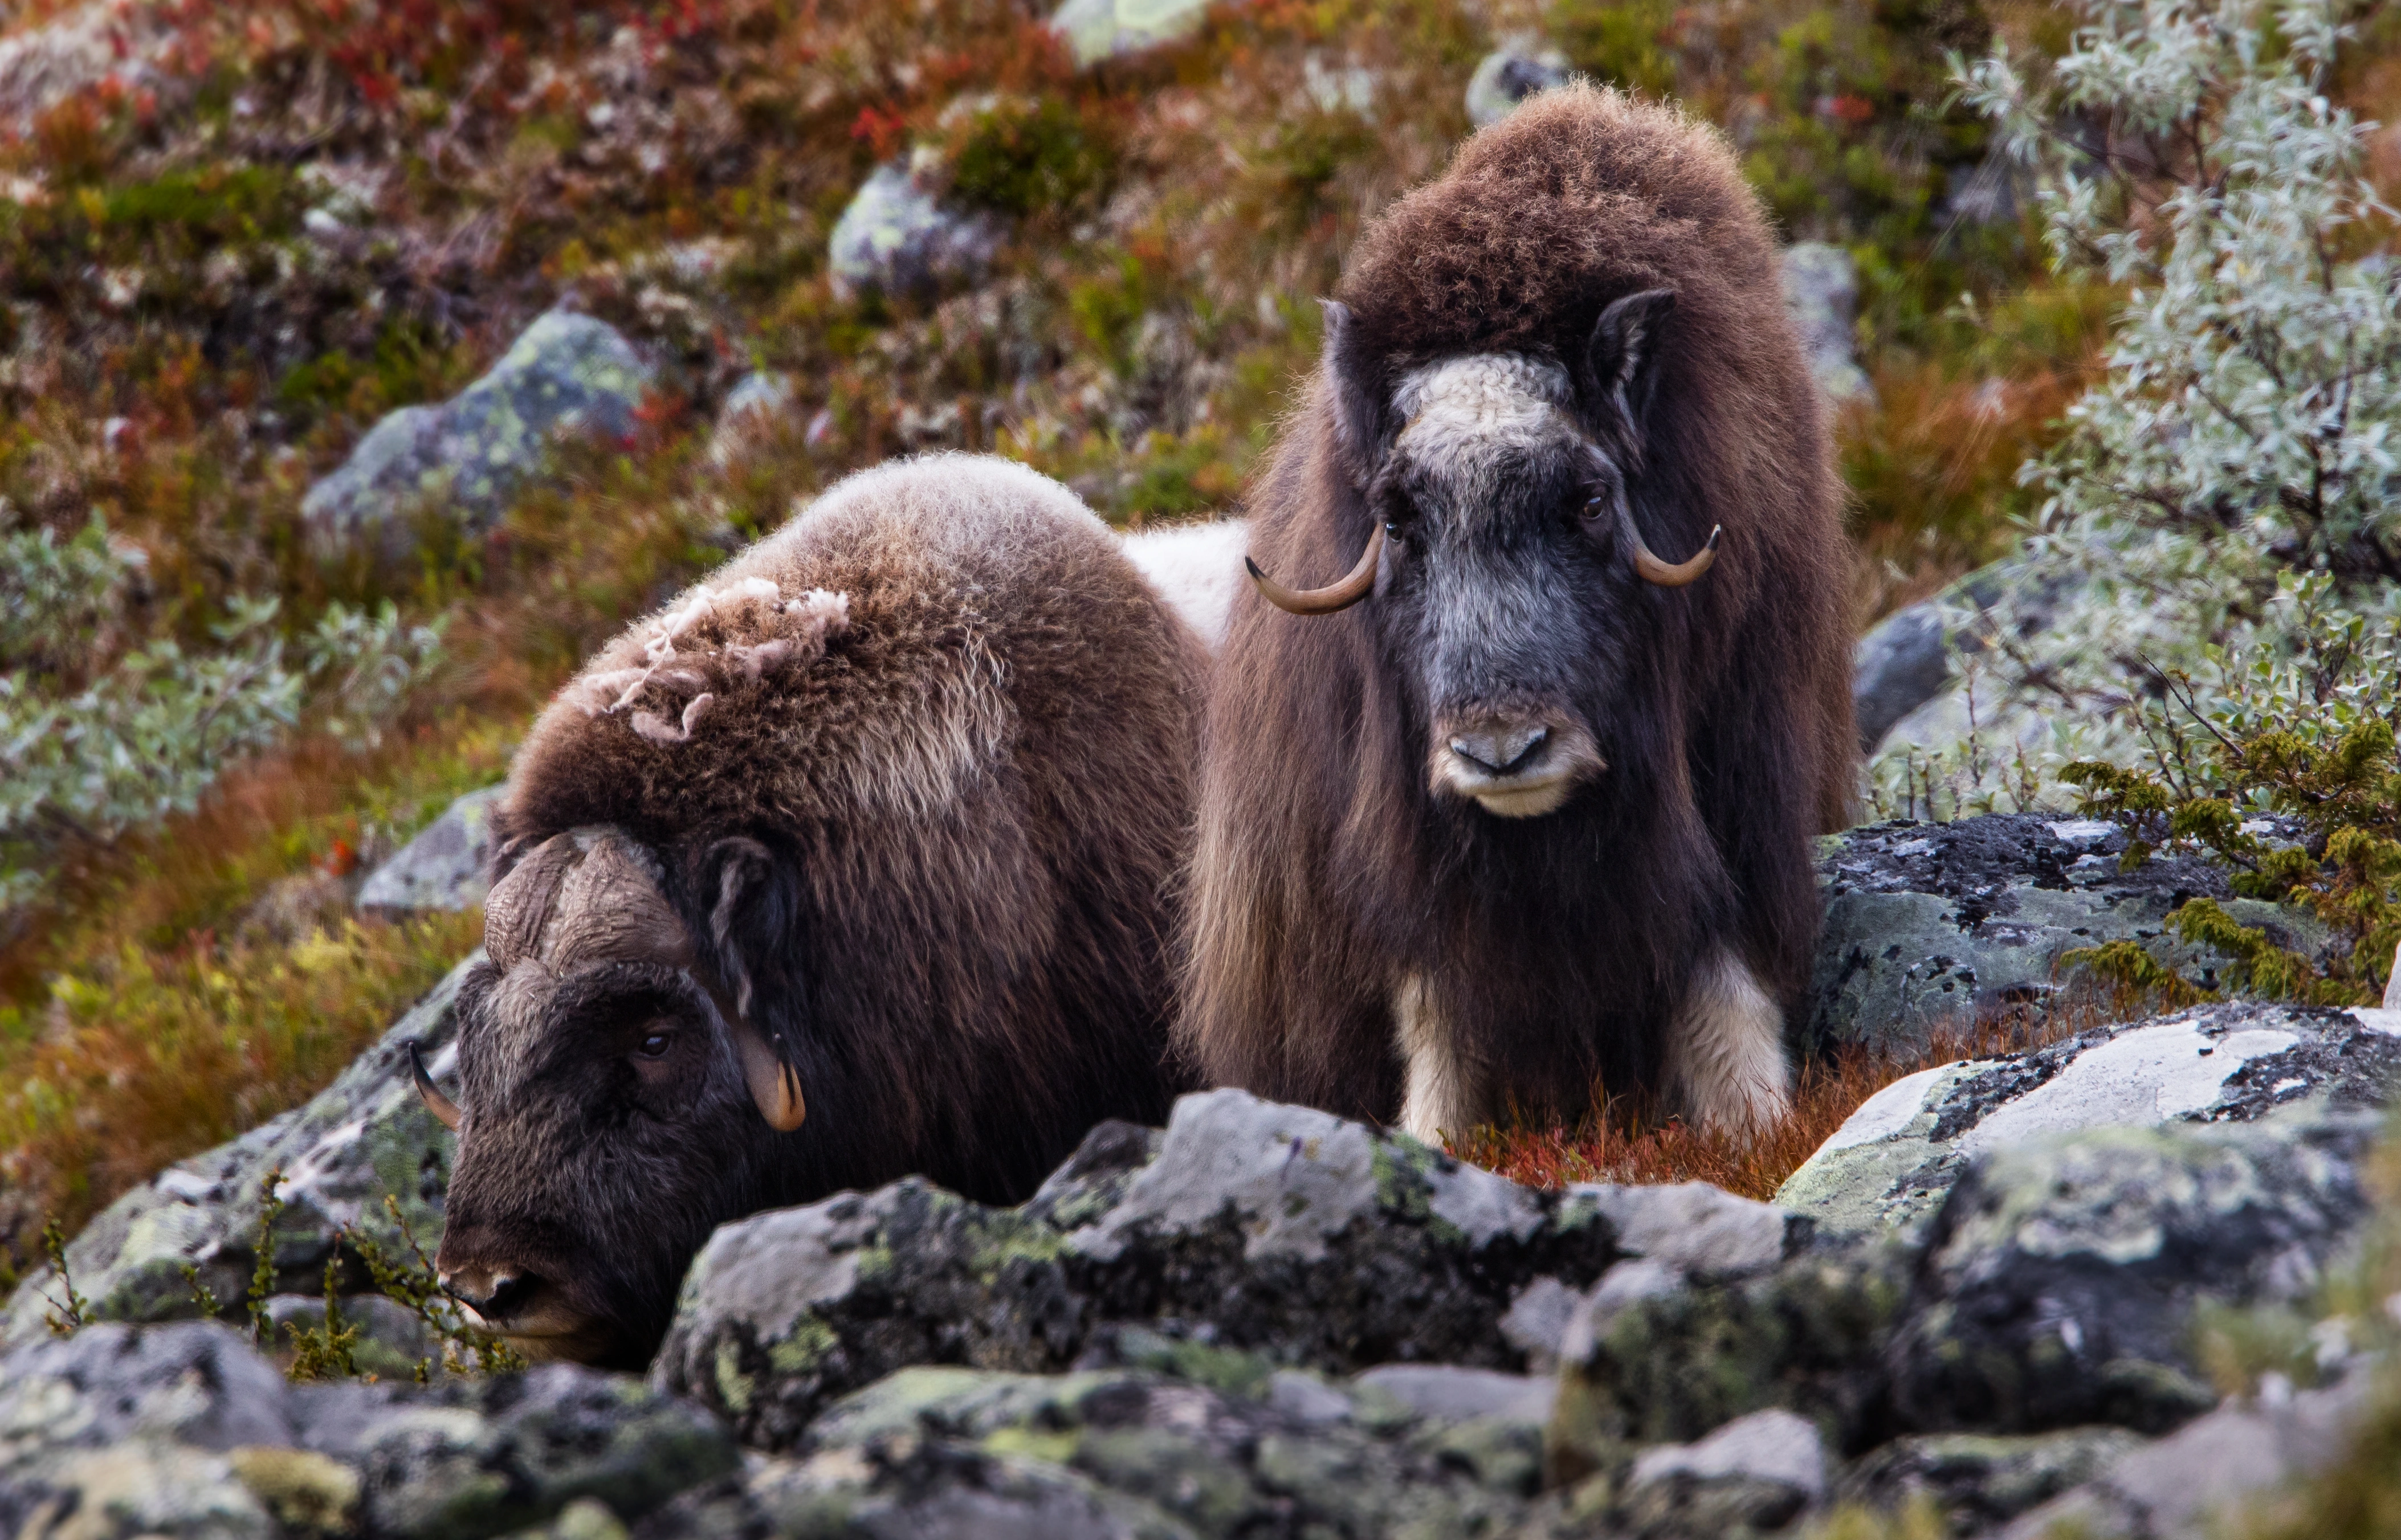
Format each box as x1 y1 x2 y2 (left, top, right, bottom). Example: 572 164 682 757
1447 997 2115 1200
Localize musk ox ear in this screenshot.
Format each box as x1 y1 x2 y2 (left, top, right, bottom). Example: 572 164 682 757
1581 288 1677 446
695 836 808 1133
1320 300 1388 477
699 836 793 1022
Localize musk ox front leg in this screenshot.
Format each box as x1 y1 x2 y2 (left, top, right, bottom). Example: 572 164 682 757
1664 950 1792 1135
1393 974 1479 1146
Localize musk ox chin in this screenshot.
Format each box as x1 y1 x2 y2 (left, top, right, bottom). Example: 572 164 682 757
1177 85 1856 1145
421 454 1200 1368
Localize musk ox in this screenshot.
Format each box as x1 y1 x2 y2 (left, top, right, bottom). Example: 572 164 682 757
421 454 1201 1367
1178 85 1855 1143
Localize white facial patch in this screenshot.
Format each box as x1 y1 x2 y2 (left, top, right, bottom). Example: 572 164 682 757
1390 354 1580 523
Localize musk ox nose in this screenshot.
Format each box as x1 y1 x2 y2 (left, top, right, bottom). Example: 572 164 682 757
1448 723 1548 776
439 1265 538 1322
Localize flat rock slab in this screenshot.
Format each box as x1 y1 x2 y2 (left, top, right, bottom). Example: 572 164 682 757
1776 1003 2401 1237
1 955 479 1348
652 1088 1803 1451
1811 815 2331 1058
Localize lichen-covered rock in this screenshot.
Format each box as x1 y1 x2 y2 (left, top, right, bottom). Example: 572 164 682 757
356 785 504 916
1995 1375 2370 1540
1049 0 1214 65
1776 1003 2401 1238
1887 1108 2381 1437
1619 1408 1828 1539
653 1090 1801 1451
825 162 1007 300
1 955 477 1347
1781 243 1873 406
0 1321 739 1540
301 309 651 561
1465 36 1570 127
1549 1249 1908 1484
643 1354 1551 1538
1809 815 2333 1058
1837 1426 2146 1535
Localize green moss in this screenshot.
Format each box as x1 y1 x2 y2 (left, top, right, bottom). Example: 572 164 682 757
947 95 1116 218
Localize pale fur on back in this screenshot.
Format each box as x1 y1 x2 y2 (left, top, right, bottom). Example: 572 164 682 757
1121 517 1249 652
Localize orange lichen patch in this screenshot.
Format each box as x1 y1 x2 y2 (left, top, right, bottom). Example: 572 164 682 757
1448 1002 2105 1200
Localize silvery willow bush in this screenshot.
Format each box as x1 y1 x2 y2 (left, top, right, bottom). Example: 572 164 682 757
0 515 442 910
1866 0 2401 818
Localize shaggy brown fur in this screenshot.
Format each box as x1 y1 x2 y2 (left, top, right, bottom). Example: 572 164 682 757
1177 86 1855 1134
439 454 1201 1366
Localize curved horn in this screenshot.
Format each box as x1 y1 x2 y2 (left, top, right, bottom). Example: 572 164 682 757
1246 522 1385 616
409 1040 462 1131
731 1016 806 1133
1634 524 1721 587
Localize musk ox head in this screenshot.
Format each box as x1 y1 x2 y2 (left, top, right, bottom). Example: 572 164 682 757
1248 291 1714 820
419 824 804 1368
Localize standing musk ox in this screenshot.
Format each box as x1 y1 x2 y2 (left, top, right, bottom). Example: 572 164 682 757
1179 85 1855 1143
419 454 1201 1367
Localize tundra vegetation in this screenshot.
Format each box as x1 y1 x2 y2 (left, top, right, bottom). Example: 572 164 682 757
0 0 2392 1396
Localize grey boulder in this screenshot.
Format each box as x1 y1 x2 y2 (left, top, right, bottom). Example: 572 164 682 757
827 162 1007 300
301 310 651 562
1808 814 2333 1061
1888 1107 2382 1436
356 785 504 916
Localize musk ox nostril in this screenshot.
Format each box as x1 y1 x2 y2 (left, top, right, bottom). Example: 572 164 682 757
1448 725 1548 775
441 1268 537 1320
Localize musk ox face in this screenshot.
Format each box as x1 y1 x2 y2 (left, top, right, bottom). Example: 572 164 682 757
423 826 805 1369
1250 289 1714 820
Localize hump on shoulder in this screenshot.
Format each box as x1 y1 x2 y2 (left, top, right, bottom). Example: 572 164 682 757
749 453 1124 593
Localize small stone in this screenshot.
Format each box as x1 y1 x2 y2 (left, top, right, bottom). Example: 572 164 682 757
1351 1365 1553 1424
1465 36 1570 128
707 370 797 466
1623 1408 1828 1537
357 786 504 916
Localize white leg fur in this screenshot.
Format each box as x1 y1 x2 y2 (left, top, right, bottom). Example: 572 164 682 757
1664 950 1792 1137
1395 975 1475 1146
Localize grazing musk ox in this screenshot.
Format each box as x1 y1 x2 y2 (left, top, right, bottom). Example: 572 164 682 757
1179 85 1854 1142
419 454 1200 1367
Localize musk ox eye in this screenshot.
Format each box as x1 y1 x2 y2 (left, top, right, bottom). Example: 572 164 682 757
635 1028 673 1060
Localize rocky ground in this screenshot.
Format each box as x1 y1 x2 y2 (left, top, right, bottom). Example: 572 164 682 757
7 814 2399 1537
